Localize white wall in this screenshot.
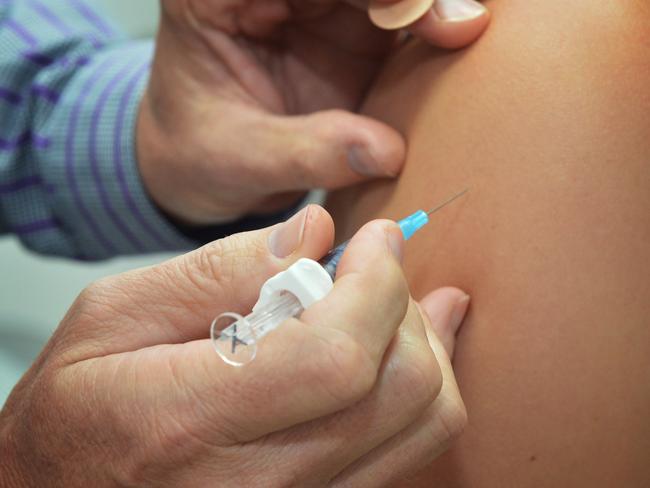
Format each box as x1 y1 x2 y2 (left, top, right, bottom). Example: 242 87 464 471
96 0 160 38
0 0 164 405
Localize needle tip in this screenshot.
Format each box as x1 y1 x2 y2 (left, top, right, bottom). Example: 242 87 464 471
426 189 469 216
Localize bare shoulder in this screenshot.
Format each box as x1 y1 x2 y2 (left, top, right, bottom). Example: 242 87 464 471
327 1 650 486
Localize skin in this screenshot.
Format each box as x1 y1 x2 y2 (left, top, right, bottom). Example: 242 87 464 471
328 0 650 485
0 206 471 487
136 0 489 224
2 2 492 486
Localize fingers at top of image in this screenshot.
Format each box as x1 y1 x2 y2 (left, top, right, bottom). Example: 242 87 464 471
407 0 489 48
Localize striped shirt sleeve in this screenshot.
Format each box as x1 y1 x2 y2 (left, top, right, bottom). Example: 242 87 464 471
0 0 197 259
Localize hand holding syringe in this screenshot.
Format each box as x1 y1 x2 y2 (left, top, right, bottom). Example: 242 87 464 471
211 190 468 366
7 199 472 487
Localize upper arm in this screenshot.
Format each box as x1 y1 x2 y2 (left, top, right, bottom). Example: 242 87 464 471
328 0 650 485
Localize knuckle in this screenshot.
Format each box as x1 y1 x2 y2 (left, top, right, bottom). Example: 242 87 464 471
392 344 443 409
438 397 469 442
49 277 132 365
124 416 205 484
70 277 124 325
194 232 265 285
76 277 109 305
421 394 468 453
287 135 315 175
315 332 377 406
196 238 233 285
28 369 64 425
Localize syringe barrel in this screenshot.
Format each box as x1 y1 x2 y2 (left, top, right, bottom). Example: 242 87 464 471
212 292 305 366
318 240 350 280
318 210 428 279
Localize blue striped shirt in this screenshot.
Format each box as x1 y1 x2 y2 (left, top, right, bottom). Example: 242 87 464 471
0 0 203 259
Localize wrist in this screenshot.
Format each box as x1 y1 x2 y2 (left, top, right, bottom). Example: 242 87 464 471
136 91 176 218
136 91 222 226
136 91 249 227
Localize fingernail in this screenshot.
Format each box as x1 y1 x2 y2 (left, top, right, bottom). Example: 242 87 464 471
434 0 487 21
449 294 471 334
268 206 310 258
348 145 383 177
369 0 435 30
385 224 404 263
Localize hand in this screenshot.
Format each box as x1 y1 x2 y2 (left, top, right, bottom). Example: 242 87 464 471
137 0 490 224
0 205 470 487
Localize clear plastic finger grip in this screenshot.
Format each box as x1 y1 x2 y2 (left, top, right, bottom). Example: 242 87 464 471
211 258 334 366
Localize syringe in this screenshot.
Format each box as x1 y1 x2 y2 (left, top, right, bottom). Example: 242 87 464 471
319 189 468 280
211 189 468 367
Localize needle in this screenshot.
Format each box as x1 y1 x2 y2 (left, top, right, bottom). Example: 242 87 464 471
320 189 470 279
427 189 469 216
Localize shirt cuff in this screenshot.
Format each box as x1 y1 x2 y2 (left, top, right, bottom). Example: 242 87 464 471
172 195 312 245
39 40 197 260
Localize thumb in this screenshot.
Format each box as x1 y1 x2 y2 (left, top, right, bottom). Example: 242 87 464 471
407 0 490 49
69 205 335 357
260 110 406 191
367 0 489 48
419 287 471 359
